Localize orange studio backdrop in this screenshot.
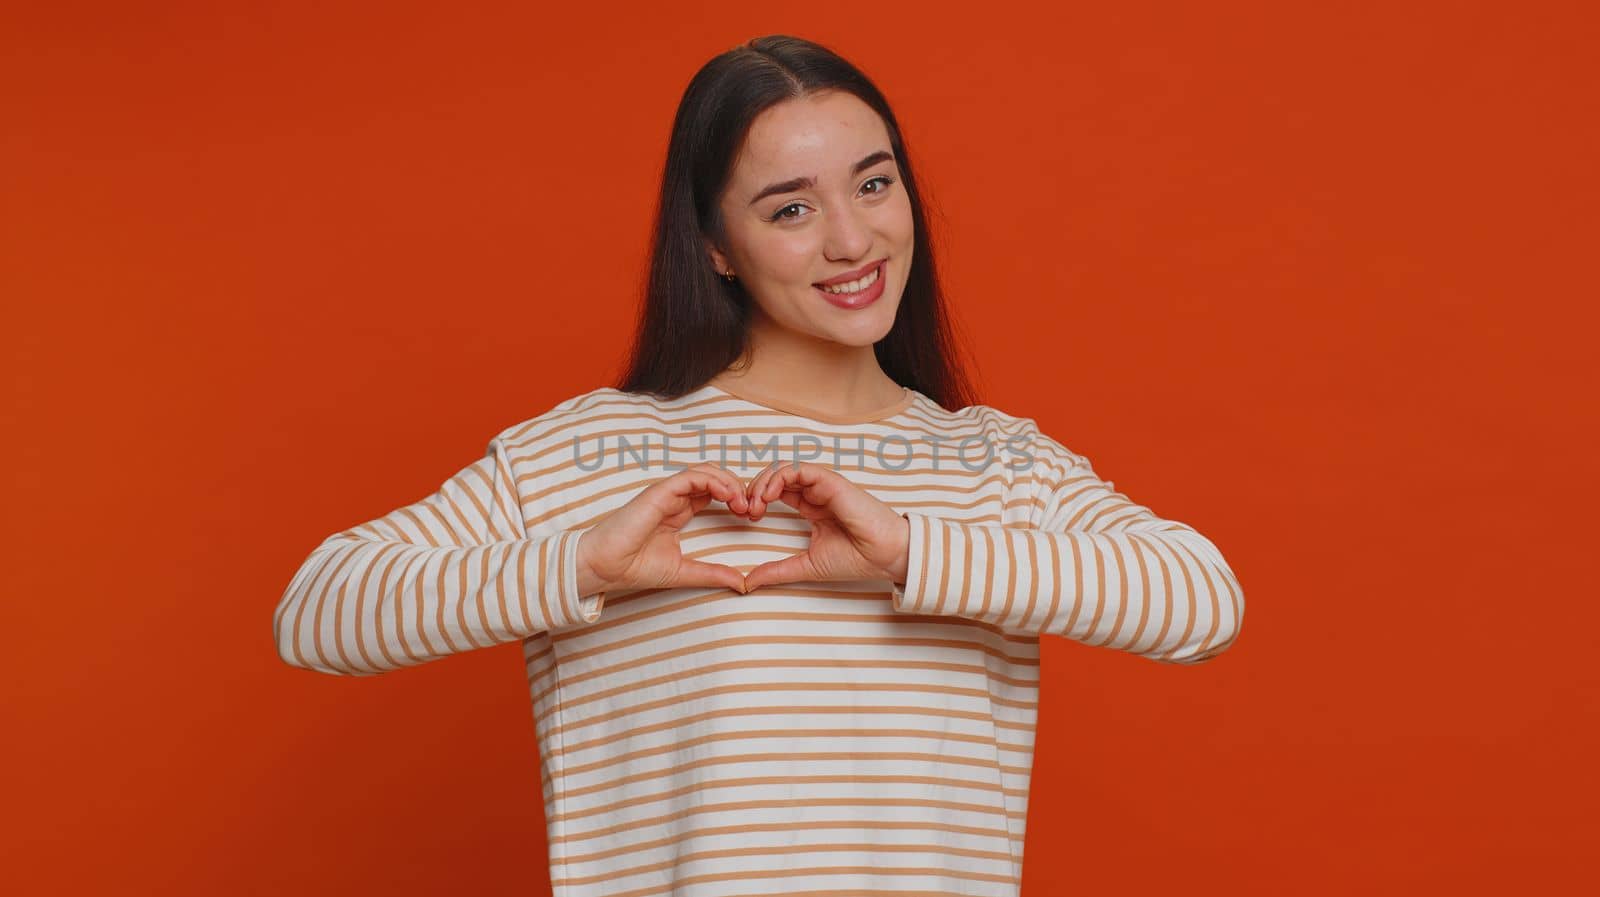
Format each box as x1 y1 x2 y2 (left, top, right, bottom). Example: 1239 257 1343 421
3 1 1595 894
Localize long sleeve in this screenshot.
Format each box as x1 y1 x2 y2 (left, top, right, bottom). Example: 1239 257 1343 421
889 435 1243 664
273 436 606 676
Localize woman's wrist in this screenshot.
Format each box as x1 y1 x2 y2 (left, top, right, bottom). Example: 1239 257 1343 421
885 513 911 584
574 529 612 597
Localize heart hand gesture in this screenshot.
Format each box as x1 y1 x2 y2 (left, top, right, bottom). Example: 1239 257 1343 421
576 462 751 596
739 461 911 592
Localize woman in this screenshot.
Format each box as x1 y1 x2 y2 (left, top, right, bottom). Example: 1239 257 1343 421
274 34 1244 897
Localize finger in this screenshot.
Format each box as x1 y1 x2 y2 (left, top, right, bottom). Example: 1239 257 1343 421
759 464 784 502
764 459 805 504
668 463 736 498
699 467 745 506
710 460 752 511
746 462 782 519
668 467 745 514
673 559 749 594
695 463 749 514
770 484 824 520
742 552 815 591
745 470 771 518
746 460 776 496
786 463 868 523
748 470 774 518
676 476 730 517
768 461 827 505
656 469 710 500
725 472 750 514
736 466 762 519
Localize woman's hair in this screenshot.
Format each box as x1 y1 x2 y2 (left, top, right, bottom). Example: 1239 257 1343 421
614 34 980 412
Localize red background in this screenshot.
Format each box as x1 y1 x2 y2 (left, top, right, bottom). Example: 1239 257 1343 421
4 1 1595 893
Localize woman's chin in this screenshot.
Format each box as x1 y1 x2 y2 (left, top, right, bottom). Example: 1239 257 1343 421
819 308 899 346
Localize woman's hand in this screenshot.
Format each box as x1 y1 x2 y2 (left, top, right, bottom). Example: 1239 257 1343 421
576 463 751 596
740 461 911 591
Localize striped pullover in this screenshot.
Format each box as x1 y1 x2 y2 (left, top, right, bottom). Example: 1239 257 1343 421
273 381 1245 896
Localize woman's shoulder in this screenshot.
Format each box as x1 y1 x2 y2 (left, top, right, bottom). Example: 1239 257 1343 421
489 385 671 450
482 387 684 526
922 395 1090 471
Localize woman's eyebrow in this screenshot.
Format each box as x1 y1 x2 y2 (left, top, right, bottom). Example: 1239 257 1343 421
747 149 895 206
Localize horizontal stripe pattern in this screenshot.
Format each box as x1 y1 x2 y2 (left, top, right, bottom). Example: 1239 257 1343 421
890 448 1244 663
274 384 1244 895
273 437 605 676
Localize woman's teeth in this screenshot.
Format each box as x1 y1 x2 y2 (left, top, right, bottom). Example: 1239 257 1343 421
817 264 880 294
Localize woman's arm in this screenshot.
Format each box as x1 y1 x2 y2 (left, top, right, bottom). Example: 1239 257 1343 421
889 434 1244 664
272 437 604 676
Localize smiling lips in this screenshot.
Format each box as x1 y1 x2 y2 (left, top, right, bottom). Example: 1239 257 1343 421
813 259 887 309
813 257 887 287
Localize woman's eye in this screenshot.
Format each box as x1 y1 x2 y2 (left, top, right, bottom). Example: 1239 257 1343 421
861 175 895 195
769 176 894 223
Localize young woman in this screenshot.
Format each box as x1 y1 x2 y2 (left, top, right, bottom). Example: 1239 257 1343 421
275 34 1244 897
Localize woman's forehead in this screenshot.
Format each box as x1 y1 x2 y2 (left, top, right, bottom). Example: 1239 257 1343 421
733 94 891 188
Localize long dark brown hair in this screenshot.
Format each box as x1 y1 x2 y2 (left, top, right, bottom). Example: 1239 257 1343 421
614 34 979 412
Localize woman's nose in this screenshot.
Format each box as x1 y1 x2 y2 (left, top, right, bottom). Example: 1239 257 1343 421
821 203 873 260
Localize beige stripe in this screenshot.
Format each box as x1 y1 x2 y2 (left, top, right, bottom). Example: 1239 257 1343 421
444 465 489 542
510 539 534 632
975 526 995 617
1119 535 1154 651
492 539 514 637
345 542 392 672
995 527 1018 624
534 537 555 627
557 857 1020 896
420 499 461 544
304 543 359 671
388 550 423 664
1084 538 1108 644
429 545 459 654
459 544 489 650
558 748 1032 804
1062 532 1085 637
368 545 407 671
939 518 956 615
556 838 1019 890
554 792 1016 846
287 543 342 672
489 440 523 537
548 601 1032 670
551 679 1036 739
529 655 1042 717
559 817 1017 865
557 770 1023 825
1034 532 1059 634
554 697 1030 759
558 723 1014 776
1128 532 1171 655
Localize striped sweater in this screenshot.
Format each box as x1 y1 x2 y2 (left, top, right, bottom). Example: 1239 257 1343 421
273 381 1244 896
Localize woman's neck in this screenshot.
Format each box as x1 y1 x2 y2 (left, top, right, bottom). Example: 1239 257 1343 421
711 318 903 419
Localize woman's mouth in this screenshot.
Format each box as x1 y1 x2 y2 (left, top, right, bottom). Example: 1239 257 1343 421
813 260 887 310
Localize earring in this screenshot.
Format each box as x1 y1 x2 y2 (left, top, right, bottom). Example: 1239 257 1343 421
722 269 736 282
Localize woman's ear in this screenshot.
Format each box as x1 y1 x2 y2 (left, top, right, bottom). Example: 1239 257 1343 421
704 240 731 277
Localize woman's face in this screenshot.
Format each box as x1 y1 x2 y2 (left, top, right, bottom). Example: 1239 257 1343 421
709 90 915 348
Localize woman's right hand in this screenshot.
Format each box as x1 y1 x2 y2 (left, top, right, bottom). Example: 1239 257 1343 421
575 462 751 596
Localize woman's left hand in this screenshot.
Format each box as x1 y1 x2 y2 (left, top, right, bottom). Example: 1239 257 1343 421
739 461 911 591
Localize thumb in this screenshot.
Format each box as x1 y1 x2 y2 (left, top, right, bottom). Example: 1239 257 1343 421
672 559 748 594
742 552 814 592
